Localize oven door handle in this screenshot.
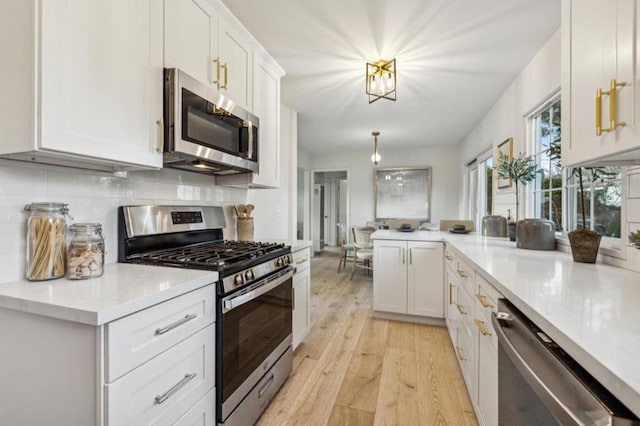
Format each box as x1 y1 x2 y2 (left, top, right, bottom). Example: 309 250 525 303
491 313 583 426
223 267 294 312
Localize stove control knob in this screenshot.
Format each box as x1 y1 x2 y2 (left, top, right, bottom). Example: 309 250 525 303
275 257 283 267
244 270 254 281
286 255 292 264
234 274 244 286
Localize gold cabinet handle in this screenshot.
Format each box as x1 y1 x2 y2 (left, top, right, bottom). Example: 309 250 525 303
596 79 627 136
474 319 493 336
445 254 454 261
456 303 467 315
457 269 469 278
449 283 453 305
295 257 308 265
213 57 221 88
221 62 228 89
476 293 494 309
455 346 466 361
609 79 627 130
155 118 164 153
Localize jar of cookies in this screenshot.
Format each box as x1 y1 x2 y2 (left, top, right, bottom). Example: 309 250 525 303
67 223 104 280
24 202 70 281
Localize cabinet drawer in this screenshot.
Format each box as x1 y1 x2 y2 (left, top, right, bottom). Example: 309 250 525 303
106 285 215 382
475 273 502 314
174 387 216 426
292 247 311 273
444 244 456 271
455 256 475 296
106 324 215 426
455 280 474 324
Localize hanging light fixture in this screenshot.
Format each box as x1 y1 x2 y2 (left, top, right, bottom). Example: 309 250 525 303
371 131 381 165
366 59 396 103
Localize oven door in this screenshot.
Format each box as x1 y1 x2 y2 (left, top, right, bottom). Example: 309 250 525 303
217 266 293 421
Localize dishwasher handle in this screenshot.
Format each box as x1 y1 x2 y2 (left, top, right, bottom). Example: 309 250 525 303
492 312 583 426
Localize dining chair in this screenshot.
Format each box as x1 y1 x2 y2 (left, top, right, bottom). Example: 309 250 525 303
337 223 354 272
350 226 375 280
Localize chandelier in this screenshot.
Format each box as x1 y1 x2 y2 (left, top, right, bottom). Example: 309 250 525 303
366 59 396 103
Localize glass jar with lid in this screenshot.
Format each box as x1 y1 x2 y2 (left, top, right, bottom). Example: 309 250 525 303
67 223 105 280
24 202 70 281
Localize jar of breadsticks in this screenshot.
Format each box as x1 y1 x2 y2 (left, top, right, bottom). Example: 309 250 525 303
24 202 70 281
67 223 104 280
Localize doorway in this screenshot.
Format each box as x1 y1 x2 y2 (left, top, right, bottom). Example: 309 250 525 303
311 170 348 254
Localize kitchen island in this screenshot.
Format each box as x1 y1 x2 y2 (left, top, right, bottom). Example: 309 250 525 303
372 229 640 418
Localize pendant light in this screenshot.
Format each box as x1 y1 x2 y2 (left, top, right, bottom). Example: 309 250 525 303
371 131 381 165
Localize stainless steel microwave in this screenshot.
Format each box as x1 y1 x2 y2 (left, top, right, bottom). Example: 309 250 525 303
163 68 259 175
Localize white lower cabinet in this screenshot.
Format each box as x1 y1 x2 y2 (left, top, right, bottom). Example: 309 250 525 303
292 246 311 349
0 285 216 425
106 325 215 425
444 243 501 426
373 240 444 318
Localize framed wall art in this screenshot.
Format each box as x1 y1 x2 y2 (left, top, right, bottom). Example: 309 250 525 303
496 137 513 188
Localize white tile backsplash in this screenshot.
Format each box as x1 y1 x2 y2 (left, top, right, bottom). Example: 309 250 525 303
0 159 247 283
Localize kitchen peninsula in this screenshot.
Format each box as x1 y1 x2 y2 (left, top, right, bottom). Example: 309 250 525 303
372 230 640 420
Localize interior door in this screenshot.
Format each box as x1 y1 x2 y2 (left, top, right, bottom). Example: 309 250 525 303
312 184 321 252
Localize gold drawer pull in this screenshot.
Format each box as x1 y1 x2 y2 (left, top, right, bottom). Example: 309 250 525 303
449 283 453 304
295 257 308 265
456 303 467 315
455 346 466 361
474 319 493 336
445 254 454 261
476 293 494 309
457 269 469 278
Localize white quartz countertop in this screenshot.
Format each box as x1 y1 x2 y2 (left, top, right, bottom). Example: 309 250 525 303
0 263 218 326
273 239 312 252
373 229 640 417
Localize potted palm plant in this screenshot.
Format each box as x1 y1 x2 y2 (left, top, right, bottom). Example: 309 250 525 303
494 151 541 241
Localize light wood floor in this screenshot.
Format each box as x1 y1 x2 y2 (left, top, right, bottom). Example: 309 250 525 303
257 251 478 426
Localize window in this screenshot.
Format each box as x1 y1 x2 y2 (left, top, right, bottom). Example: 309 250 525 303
567 167 622 237
467 150 493 229
529 95 622 240
532 99 562 230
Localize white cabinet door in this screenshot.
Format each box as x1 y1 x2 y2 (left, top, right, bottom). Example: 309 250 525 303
475 313 498 426
373 240 407 314
407 241 444 317
292 266 311 350
563 0 640 166
164 0 218 88
40 0 163 168
218 18 252 111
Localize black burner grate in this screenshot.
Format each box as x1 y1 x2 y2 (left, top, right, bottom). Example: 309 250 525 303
136 240 286 270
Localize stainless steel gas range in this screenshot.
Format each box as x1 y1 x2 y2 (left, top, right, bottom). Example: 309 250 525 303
118 205 294 425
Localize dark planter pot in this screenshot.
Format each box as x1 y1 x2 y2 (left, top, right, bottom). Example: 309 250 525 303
507 222 517 242
568 229 601 263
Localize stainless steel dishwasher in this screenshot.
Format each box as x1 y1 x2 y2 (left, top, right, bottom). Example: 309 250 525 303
492 299 639 425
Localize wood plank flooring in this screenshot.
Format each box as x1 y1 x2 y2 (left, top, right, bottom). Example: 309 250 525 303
257 251 477 426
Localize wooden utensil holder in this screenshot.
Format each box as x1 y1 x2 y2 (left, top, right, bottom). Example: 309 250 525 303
237 217 254 241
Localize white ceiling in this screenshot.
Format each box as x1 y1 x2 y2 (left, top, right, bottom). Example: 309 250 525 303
222 0 560 155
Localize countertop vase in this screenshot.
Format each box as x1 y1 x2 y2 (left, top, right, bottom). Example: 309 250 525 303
568 229 601 263
507 222 517 241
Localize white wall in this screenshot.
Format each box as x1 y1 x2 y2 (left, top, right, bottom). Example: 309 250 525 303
310 144 460 235
459 29 562 221
0 159 247 283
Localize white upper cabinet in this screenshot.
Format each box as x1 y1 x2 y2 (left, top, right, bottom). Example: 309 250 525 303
217 50 285 189
164 0 252 111
563 0 640 166
0 0 163 170
164 0 218 87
